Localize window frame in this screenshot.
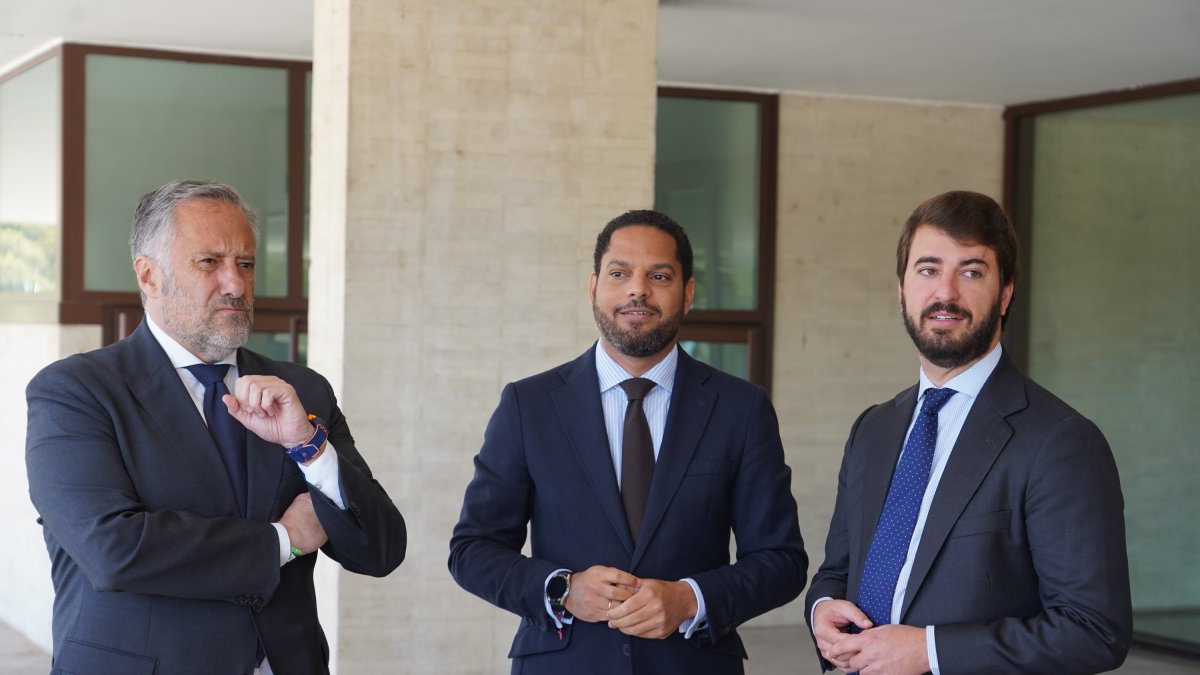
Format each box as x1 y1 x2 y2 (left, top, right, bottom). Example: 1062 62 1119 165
657 86 779 389
1002 75 1200 371
1004 75 1200 657
52 43 311 344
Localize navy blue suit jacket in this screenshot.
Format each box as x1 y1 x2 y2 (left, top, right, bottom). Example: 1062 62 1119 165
26 323 406 675
449 345 807 675
805 351 1131 674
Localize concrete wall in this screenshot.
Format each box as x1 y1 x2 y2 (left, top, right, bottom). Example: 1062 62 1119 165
309 0 658 671
1 323 102 651
772 93 1004 626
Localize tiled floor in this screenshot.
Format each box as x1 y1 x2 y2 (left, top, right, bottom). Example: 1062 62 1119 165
3 620 1197 674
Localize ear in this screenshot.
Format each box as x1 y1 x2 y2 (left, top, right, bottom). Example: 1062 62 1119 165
588 271 598 304
999 280 1014 316
898 280 904 308
683 276 696 316
134 256 162 299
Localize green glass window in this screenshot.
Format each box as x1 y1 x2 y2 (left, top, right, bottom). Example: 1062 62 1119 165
1016 90 1200 649
680 340 748 381
83 55 289 296
245 330 307 366
656 96 760 311
656 89 776 387
0 57 60 317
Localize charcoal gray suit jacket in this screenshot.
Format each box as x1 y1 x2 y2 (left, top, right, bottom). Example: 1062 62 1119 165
805 350 1131 674
26 322 406 675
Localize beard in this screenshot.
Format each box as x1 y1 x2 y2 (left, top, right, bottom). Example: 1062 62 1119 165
158 273 253 362
902 294 1002 370
593 297 684 359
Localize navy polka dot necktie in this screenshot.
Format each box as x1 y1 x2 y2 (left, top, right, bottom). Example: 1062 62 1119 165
856 387 958 627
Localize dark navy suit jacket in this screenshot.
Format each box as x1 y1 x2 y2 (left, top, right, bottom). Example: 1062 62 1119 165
450 344 807 675
805 351 1132 674
26 322 407 675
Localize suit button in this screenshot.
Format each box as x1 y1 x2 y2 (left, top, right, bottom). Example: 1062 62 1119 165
622 643 631 657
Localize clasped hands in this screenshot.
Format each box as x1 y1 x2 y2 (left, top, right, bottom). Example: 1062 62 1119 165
563 565 697 640
812 600 928 675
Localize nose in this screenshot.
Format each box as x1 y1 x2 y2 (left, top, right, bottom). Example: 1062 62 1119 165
932 274 960 302
627 275 649 299
218 260 245 297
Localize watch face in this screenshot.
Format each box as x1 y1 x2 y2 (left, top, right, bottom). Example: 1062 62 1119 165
547 574 569 602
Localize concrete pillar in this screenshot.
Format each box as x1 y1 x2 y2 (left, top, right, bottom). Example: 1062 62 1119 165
309 0 657 670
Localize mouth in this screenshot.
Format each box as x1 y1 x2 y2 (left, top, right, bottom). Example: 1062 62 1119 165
922 304 969 327
617 302 660 319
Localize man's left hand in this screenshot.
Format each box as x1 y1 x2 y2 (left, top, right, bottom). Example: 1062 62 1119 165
223 375 314 448
606 579 697 639
829 624 929 675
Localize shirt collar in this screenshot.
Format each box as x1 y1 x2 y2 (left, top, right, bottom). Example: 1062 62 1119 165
917 341 1002 401
144 313 238 370
594 341 678 394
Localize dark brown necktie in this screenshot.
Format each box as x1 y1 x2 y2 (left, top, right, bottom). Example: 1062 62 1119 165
619 377 657 543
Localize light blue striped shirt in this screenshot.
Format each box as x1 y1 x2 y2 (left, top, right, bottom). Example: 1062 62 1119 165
594 342 678 483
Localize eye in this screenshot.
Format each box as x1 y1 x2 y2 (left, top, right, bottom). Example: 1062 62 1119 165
609 270 627 278
239 261 256 271
197 257 218 269
916 267 937 277
651 273 670 282
962 269 982 279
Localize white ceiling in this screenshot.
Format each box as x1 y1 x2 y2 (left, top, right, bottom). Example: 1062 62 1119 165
1 0 1198 106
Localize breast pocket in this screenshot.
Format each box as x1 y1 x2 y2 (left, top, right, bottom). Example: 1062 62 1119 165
948 509 1011 539
685 458 736 476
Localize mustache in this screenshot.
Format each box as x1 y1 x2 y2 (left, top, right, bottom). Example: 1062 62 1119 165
922 302 971 321
213 297 251 311
615 299 661 315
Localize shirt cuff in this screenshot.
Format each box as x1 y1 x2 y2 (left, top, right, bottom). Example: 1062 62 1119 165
543 568 574 629
927 625 940 675
810 596 833 629
677 577 707 638
271 522 291 567
297 442 345 509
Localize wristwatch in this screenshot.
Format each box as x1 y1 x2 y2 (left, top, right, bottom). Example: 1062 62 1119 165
547 571 571 612
285 414 328 463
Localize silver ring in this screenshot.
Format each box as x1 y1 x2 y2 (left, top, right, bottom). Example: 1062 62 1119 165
607 599 613 609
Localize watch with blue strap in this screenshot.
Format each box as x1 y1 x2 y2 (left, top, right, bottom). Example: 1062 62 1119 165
285 414 328 463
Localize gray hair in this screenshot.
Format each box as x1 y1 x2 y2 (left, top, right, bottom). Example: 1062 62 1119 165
130 179 260 277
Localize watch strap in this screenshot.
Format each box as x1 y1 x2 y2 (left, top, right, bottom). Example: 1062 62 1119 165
285 414 328 463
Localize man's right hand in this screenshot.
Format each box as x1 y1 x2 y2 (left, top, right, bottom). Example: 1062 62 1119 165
812 599 873 671
278 492 328 555
563 565 639 622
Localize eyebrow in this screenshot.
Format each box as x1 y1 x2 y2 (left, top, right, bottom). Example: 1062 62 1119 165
605 259 678 272
913 255 990 268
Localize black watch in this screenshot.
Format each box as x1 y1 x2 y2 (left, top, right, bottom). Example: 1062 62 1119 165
547 571 571 611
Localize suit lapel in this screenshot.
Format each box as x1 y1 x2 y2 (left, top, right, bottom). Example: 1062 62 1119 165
550 347 635 554
857 387 918 567
238 348 288 521
899 353 1027 620
631 348 715 568
123 324 242 515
